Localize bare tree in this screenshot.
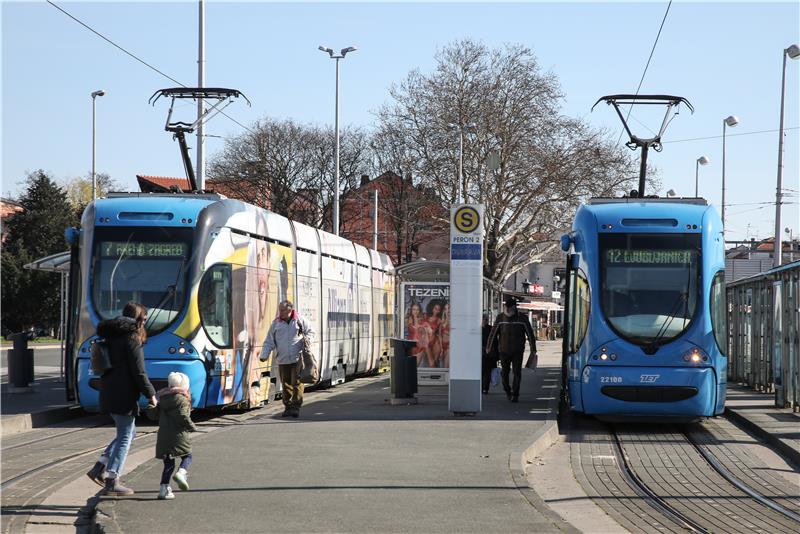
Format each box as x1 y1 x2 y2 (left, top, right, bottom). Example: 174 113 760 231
377 39 641 283
207 118 370 231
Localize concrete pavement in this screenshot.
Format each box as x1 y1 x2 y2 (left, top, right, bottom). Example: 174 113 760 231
92 341 570 533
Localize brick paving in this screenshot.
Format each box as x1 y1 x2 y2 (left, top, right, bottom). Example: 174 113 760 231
569 416 800 533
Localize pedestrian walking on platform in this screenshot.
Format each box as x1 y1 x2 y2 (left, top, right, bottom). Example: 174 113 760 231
481 314 498 394
147 372 197 500
86 302 157 496
260 300 315 418
486 299 537 403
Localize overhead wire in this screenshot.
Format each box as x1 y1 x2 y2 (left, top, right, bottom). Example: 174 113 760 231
46 1 256 136
664 126 799 144
616 0 673 145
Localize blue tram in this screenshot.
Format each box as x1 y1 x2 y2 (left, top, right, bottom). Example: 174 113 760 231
560 197 727 419
66 192 395 412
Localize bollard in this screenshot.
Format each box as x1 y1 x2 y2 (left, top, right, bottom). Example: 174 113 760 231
8 332 34 388
390 338 418 403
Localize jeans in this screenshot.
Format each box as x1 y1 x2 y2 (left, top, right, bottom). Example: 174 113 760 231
105 413 136 477
499 351 524 397
161 454 192 485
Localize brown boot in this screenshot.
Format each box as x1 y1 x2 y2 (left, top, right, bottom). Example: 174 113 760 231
102 476 134 496
86 461 106 487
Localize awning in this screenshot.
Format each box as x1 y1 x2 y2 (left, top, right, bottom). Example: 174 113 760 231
517 300 563 312
24 250 71 273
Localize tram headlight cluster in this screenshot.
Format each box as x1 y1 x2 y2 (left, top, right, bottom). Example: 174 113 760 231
168 341 192 355
594 347 617 361
683 348 708 364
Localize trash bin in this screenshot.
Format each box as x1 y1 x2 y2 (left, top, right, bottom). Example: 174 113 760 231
390 338 418 399
8 332 34 387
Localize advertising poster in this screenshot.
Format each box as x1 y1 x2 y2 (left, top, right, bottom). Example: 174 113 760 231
401 282 450 369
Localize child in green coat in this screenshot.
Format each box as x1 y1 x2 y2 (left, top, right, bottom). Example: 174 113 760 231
148 372 197 500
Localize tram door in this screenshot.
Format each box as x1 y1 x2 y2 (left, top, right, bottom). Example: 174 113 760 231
561 254 590 411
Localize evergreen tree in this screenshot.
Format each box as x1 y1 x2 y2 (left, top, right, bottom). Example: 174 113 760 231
1 170 75 333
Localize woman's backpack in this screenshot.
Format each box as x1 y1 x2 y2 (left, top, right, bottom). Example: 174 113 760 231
91 339 113 376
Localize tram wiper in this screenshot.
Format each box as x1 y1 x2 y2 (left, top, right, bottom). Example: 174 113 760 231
642 292 687 355
144 254 187 331
145 283 177 331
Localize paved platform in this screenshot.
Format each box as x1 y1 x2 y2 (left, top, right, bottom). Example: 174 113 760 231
725 383 800 467
1 369 83 437
90 342 568 533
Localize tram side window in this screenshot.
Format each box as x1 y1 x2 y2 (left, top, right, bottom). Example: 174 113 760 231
199 264 232 348
710 270 727 356
568 269 590 353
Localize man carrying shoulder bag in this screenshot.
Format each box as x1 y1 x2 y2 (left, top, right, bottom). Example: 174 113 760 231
260 300 316 418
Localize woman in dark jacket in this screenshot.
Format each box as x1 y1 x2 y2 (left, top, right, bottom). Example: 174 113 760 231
86 301 157 496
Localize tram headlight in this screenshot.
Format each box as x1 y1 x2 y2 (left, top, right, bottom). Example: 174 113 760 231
178 346 186 354
684 349 705 364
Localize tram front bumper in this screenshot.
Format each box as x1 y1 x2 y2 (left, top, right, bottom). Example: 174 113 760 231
580 365 718 417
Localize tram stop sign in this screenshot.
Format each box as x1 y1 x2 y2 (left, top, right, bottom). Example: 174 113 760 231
449 203 484 414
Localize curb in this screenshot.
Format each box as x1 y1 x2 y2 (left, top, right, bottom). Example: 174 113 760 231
1 404 86 437
725 407 800 469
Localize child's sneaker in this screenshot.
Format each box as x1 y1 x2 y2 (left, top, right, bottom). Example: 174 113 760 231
158 484 174 500
172 468 189 491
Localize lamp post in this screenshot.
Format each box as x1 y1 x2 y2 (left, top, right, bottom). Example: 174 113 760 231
773 43 800 268
695 155 710 197
446 122 477 204
91 89 105 200
721 115 738 241
318 45 357 236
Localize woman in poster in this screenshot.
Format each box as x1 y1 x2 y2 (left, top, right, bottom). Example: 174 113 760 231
243 217 272 407
426 301 444 367
406 302 433 367
439 303 451 368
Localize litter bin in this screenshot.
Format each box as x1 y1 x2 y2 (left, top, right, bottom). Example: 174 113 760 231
8 332 34 387
390 338 418 399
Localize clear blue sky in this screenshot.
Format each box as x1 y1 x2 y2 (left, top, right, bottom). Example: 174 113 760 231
2 1 798 243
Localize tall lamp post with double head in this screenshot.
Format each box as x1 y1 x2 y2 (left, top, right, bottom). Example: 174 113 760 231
91 89 105 201
695 155 710 197
721 115 738 241
773 43 800 268
446 122 476 204
318 45 357 236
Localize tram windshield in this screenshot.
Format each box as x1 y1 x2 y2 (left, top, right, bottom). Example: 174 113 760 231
91 227 193 335
600 233 700 347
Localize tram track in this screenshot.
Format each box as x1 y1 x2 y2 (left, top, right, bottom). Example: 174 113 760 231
0 429 157 491
609 428 709 533
608 422 800 533
683 426 800 524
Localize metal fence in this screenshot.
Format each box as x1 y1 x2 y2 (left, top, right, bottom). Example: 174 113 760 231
727 261 799 410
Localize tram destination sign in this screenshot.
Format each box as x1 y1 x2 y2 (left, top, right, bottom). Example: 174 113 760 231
101 241 187 257
606 249 693 265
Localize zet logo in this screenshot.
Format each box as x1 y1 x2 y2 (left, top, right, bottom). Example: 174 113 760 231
640 374 660 383
453 206 480 233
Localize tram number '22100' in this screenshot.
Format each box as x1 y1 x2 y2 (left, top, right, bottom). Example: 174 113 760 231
600 376 622 383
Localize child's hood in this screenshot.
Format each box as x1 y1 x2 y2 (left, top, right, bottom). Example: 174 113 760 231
156 388 190 411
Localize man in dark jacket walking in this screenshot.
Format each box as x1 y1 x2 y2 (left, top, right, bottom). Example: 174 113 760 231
485 299 537 402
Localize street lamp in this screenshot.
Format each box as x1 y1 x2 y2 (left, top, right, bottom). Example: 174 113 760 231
318 45 357 236
91 89 105 200
721 115 738 241
773 43 800 268
446 122 477 204
695 155 710 197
